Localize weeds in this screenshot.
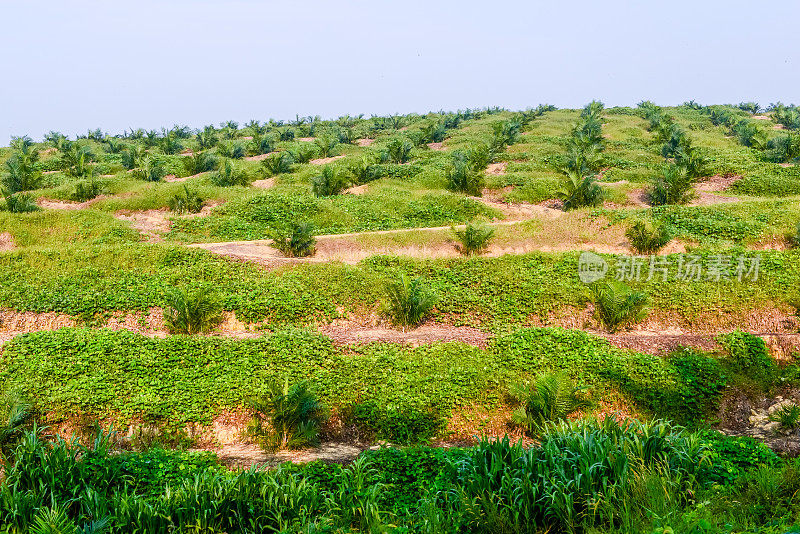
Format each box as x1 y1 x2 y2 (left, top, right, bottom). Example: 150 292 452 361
168 185 204 214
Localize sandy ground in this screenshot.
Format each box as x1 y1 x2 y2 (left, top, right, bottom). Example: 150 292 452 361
251 178 275 189
309 155 345 165
0 232 16 252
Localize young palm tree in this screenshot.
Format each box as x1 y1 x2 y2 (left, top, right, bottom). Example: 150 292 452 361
559 168 604 210
383 274 437 327
311 166 349 196
452 223 495 255
2 154 42 193
626 220 672 254
510 372 588 435
589 281 649 333
163 286 223 334
61 144 95 178
272 222 317 257
247 379 328 451
0 400 33 461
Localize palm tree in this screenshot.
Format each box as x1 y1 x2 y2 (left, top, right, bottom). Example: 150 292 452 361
510 372 588 435
0 400 33 461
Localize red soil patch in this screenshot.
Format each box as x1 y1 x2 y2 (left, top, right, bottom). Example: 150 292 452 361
297 137 315 142
427 142 445 151
345 184 368 195
356 138 375 147
114 209 171 242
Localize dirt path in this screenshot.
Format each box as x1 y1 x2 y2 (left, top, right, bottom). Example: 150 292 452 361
309 155 345 165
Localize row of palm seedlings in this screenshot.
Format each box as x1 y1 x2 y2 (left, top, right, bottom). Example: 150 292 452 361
0 418 719 533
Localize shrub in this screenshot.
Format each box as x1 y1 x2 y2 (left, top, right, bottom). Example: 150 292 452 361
248 379 327 451
669 348 727 422
589 281 649 333
451 223 494 255
250 133 276 156
61 144 95 179
163 286 223 334
182 151 218 175
348 156 384 184
196 127 218 149
311 166 349 197
387 137 413 164
314 136 339 158
160 134 183 155
509 372 588 435
466 143 492 171
278 127 296 141
649 164 695 206
168 185 204 214
719 331 775 386
272 222 316 257
383 274 437 327
625 220 672 254
446 152 484 196
3 153 42 193
210 158 249 187
262 152 294 175
2 192 39 213
217 141 246 159
133 156 167 182
70 177 104 202
559 169 604 210
290 144 318 164
121 145 145 170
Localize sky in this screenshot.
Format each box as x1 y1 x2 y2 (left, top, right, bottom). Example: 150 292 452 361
1 0 798 143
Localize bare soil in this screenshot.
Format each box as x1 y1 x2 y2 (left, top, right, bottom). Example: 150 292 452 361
309 155 345 165
0 232 16 252
114 209 171 242
345 184 368 195
485 162 508 175
251 178 275 189
427 142 445 151
356 138 375 147
244 151 276 162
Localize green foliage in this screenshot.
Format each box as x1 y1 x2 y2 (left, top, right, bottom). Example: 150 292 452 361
120 145 144 170
669 348 727 422
61 144 95 179
351 401 444 444
159 133 183 155
769 404 800 432
696 431 780 486
167 185 204 214
133 156 166 182
626 220 673 254
451 222 494 255
163 286 223 334
70 178 104 202
0 399 33 462
262 151 294 175
2 192 39 213
273 221 317 257
446 151 484 196
383 274 437 327
386 137 414 164
250 133 275 156
311 166 349 197
718 331 775 386
314 136 339 158
210 158 249 186
559 168 604 210
217 141 246 159
182 151 218 175
649 164 695 206
589 281 649 333
509 372 588 435
289 144 318 164
248 379 328 451
3 151 42 193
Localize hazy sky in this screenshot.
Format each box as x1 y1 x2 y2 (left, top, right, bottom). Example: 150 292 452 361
2 0 798 142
